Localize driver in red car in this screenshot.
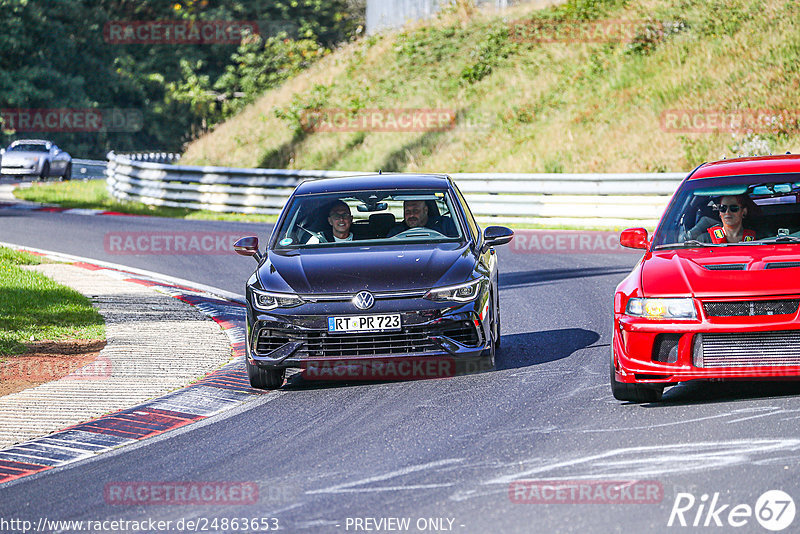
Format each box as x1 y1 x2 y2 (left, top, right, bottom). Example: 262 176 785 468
705 194 756 243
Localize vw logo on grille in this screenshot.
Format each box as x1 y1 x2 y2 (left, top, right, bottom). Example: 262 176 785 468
352 291 374 310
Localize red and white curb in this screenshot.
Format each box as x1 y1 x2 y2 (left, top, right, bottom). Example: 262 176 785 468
0 247 261 485
0 200 141 217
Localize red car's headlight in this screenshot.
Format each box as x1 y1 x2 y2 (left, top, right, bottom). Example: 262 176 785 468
625 298 696 319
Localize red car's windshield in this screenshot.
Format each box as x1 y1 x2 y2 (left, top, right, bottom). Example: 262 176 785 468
653 174 800 248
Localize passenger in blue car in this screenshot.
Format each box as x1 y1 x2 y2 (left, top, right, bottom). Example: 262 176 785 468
307 200 355 244
387 200 458 237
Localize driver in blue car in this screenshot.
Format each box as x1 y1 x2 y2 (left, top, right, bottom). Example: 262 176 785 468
387 200 457 237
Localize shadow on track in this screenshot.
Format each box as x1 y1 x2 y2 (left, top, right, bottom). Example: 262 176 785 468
497 328 599 370
639 380 800 407
278 328 599 390
499 266 633 289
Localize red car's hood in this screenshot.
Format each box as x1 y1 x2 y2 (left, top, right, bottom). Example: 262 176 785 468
642 245 800 298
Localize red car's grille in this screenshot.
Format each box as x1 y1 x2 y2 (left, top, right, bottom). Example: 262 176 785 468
256 321 479 358
694 331 800 367
702 300 799 317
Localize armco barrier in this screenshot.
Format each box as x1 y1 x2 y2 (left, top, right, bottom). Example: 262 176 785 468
106 152 685 228
73 159 108 179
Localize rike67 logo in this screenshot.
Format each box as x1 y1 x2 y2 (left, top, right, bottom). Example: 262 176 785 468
668 490 795 531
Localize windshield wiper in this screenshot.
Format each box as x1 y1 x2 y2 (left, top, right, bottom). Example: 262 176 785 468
655 240 716 250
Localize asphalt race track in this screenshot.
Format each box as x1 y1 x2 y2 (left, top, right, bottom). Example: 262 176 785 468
1 209 799 533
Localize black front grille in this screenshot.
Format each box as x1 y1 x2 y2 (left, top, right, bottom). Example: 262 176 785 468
256 320 479 358
695 331 800 367
704 263 747 271
703 300 799 317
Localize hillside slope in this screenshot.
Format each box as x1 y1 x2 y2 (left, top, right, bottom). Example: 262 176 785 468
182 0 800 173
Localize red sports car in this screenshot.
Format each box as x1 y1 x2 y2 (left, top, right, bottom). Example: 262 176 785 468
613 154 800 402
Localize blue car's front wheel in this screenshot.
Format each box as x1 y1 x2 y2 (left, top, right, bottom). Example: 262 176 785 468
247 358 285 390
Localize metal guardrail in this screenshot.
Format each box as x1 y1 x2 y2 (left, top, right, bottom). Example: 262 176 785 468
72 159 108 179
106 151 686 228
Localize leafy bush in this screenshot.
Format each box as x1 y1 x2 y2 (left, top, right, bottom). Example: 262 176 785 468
274 84 333 138
215 33 328 117
460 23 513 84
626 20 687 56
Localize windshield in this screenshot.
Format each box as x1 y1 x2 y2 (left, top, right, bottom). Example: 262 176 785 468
272 189 464 249
8 143 49 152
653 173 800 249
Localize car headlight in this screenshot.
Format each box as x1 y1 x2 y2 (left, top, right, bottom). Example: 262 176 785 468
424 279 483 302
251 288 304 310
625 298 696 319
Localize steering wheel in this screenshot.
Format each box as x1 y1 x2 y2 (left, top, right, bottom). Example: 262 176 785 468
393 227 445 239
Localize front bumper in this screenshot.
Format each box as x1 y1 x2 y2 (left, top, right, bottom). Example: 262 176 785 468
613 311 800 384
246 298 491 372
0 165 40 175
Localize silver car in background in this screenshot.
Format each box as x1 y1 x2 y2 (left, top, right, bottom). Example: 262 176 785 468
0 139 71 180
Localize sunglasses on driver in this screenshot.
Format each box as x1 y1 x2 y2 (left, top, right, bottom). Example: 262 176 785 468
716 204 741 213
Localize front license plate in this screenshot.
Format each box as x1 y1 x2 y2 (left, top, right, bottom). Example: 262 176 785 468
327 314 402 333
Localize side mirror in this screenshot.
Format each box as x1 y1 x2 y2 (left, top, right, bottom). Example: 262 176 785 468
234 236 262 262
482 226 514 251
620 228 649 249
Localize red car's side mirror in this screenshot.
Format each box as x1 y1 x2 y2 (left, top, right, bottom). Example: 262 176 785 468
620 228 649 249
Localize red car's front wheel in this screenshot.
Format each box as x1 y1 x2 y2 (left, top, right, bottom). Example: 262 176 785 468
610 346 664 403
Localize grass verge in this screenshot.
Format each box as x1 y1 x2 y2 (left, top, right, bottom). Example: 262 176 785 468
0 247 105 358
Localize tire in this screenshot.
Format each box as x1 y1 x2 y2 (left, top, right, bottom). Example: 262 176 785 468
60 162 71 181
39 162 50 181
246 358 285 390
493 288 501 353
478 298 497 371
610 349 663 403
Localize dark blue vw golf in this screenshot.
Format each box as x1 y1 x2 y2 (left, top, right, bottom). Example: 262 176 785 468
234 174 513 389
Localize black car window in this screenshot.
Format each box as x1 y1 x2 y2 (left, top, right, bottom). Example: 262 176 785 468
272 190 465 249
653 174 800 248
9 143 49 152
452 182 480 243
